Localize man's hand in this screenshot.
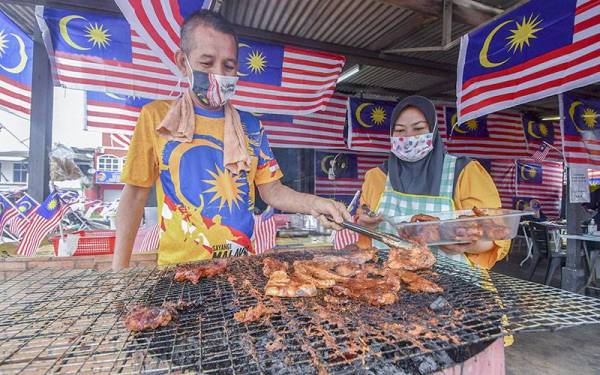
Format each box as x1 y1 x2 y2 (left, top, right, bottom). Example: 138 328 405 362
309 197 352 231
440 240 495 255
112 184 151 272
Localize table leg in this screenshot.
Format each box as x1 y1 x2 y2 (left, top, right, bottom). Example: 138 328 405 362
519 233 533 267
579 242 595 294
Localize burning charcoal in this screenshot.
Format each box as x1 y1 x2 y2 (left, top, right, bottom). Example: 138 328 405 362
430 296 450 312
416 355 438 374
432 350 455 369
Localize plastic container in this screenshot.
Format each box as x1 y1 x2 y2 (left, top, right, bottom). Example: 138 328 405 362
390 208 530 245
50 230 116 256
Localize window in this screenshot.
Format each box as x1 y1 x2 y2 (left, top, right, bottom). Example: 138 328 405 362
13 162 28 183
97 155 120 172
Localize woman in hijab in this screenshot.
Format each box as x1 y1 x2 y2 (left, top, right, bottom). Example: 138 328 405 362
356 95 510 269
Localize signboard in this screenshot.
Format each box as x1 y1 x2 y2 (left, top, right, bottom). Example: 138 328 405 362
95 171 122 185
569 167 590 203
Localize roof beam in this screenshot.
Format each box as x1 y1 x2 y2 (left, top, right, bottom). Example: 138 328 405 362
377 0 502 26
233 25 455 77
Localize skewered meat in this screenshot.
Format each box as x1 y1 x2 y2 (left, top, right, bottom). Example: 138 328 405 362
263 257 289 277
123 305 175 332
385 244 436 271
234 303 273 323
397 271 443 294
265 270 318 298
174 260 228 284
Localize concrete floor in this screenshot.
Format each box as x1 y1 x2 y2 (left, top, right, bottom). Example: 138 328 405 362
493 240 600 375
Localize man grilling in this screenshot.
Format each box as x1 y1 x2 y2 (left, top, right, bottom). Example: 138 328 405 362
112 10 350 270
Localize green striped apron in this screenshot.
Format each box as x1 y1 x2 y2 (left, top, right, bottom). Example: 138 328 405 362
375 154 467 264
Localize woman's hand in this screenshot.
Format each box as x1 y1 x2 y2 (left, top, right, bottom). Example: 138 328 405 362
440 240 495 255
356 211 383 229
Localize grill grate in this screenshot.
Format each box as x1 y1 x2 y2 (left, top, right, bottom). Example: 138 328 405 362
0 249 599 374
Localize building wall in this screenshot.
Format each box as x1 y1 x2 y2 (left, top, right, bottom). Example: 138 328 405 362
0 159 27 191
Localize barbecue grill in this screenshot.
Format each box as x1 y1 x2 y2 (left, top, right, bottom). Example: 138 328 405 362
1 248 599 374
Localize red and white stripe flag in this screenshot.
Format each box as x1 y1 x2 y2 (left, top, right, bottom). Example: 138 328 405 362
132 224 160 253
16 192 73 257
457 0 600 124
253 211 277 254
490 160 563 219
333 229 359 250
260 94 347 149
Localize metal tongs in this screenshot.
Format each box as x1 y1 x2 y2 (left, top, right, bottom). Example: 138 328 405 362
338 221 415 249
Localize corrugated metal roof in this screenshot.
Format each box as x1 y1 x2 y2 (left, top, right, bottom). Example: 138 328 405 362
0 3 36 36
342 65 448 92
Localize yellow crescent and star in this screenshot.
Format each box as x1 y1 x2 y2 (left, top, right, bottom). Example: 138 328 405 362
520 165 537 181
59 14 111 51
569 100 599 132
238 43 267 77
527 120 549 139
0 29 28 74
47 198 58 210
450 113 479 134
355 103 387 128
18 201 32 212
320 155 334 174
479 13 543 68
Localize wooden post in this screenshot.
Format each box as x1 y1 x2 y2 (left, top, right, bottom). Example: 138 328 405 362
27 36 53 202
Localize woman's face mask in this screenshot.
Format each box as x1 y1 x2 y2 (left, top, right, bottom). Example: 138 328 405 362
185 56 238 107
390 132 434 162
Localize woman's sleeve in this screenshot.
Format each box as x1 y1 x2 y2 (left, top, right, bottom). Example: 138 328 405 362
356 168 386 249
453 161 511 269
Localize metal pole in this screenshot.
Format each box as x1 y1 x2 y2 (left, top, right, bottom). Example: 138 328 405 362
27 36 53 202
562 166 587 292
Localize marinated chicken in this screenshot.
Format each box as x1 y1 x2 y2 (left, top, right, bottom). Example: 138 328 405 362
263 257 289 277
234 303 273 323
333 276 400 306
396 271 443 294
265 270 318 298
123 305 175 332
385 244 436 271
174 260 228 284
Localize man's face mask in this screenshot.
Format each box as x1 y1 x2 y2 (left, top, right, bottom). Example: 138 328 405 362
185 56 238 107
390 130 434 162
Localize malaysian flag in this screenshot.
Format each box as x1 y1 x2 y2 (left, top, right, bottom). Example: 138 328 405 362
8 193 39 238
114 0 211 76
0 11 32 119
36 7 181 99
86 91 151 134
16 191 74 256
457 0 600 124
314 151 387 203
132 224 160 253
347 97 396 152
443 106 528 158
103 133 132 150
115 1 346 115
490 160 563 219
531 143 551 163
253 207 277 254
258 94 347 148
562 93 600 169
0 193 21 237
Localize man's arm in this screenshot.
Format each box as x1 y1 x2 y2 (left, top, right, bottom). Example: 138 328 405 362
257 180 351 229
112 184 151 271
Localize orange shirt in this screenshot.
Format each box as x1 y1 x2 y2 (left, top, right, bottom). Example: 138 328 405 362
358 160 510 269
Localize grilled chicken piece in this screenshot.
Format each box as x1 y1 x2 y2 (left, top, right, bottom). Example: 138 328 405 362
295 261 351 282
265 270 318 298
332 282 398 306
397 271 443 293
334 263 361 277
410 214 440 222
385 245 436 271
263 257 289 277
174 261 228 284
293 263 337 289
234 303 272 323
123 305 175 332
346 248 378 264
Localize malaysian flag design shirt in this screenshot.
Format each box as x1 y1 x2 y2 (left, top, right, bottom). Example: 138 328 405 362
121 101 283 266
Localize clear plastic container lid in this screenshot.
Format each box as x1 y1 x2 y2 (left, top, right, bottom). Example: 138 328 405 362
389 208 530 245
